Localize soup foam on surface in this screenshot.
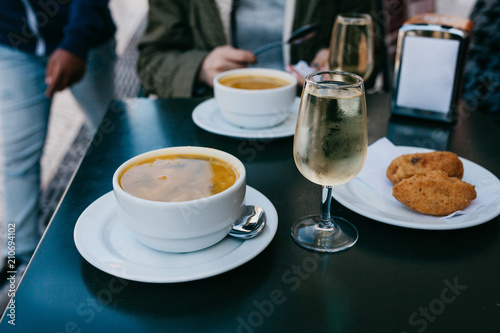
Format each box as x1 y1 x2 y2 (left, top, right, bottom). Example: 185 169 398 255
119 154 237 202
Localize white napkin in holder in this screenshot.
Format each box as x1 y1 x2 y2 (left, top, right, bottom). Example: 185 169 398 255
390 14 472 123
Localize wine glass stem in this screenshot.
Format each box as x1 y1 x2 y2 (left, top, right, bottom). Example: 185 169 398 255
320 186 334 228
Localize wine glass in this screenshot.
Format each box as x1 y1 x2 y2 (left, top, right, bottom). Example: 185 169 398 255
328 13 374 81
292 71 368 252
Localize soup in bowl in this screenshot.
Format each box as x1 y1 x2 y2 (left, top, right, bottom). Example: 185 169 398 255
218 74 291 90
214 68 297 128
112 146 246 252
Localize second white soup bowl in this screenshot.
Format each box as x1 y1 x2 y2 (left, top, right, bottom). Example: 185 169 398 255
213 68 297 128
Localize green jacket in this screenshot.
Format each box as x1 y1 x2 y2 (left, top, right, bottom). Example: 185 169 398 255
137 0 376 98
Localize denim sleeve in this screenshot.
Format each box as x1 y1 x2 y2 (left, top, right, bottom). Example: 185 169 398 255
58 0 115 60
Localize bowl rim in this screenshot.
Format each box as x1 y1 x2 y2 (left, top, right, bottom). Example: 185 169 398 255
213 68 297 93
112 146 246 206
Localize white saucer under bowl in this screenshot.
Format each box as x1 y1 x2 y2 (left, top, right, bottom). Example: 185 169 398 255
74 186 278 283
192 97 299 139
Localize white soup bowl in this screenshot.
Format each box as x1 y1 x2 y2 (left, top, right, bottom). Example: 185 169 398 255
213 68 297 128
112 146 246 252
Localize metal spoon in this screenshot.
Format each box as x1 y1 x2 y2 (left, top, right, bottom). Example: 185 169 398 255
229 205 266 239
252 23 319 56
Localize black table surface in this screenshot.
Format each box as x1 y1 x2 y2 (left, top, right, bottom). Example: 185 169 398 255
2 94 499 332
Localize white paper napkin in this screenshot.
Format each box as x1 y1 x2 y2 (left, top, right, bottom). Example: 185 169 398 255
357 138 500 219
292 60 316 77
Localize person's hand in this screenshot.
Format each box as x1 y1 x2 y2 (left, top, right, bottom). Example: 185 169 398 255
286 48 330 87
198 45 256 87
45 49 86 98
309 48 330 71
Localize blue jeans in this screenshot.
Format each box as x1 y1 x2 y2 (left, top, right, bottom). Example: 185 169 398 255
0 40 116 262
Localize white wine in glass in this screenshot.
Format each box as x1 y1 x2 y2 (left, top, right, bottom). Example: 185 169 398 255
328 13 374 81
292 71 367 252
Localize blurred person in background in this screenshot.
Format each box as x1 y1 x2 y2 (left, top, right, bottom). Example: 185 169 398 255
462 0 500 123
0 0 116 281
137 0 382 98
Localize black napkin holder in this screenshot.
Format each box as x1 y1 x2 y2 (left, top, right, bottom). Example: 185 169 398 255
390 14 472 123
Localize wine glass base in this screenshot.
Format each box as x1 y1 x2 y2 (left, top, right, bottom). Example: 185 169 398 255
291 215 358 253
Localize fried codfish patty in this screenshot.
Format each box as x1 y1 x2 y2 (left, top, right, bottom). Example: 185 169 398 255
386 151 463 184
392 170 476 216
